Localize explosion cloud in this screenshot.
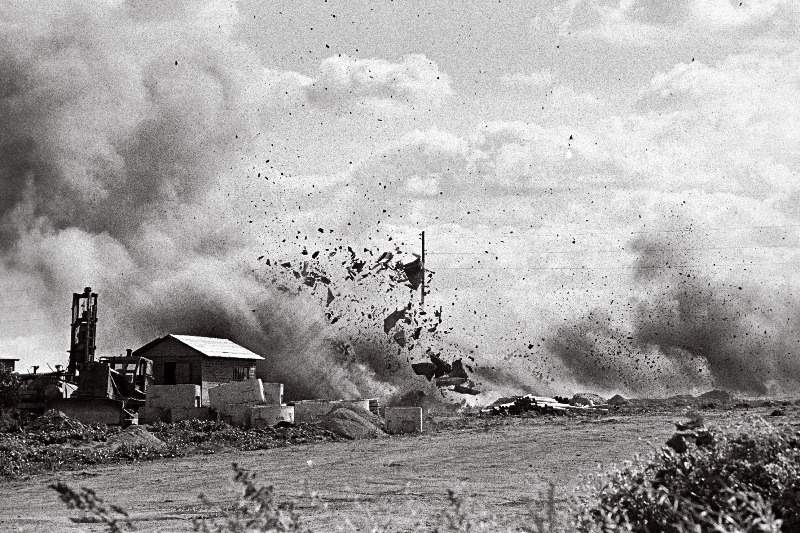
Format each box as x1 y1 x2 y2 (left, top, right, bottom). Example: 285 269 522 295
3 1 800 403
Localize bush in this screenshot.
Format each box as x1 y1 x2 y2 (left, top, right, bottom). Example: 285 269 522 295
575 420 800 532
0 369 20 409
195 463 310 533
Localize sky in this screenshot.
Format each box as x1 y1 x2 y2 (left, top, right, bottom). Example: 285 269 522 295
1 0 800 400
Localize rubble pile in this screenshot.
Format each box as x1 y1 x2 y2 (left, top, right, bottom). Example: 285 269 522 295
607 394 628 406
571 393 605 406
106 426 166 451
697 389 733 404
484 395 610 416
28 410 88 433
23 409 111 444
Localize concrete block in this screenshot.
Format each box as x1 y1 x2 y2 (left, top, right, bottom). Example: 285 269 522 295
169 406 214 423
262 383 284 405
367 398 379 415
146 384 201 409
208 379 264 408
250 405 294 429
385 407 423 434
292 400 340 424
338 399 371 412
216 405 251 427
138 406 167 425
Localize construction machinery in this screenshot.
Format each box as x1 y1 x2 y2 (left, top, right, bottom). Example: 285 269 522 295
18 287 153 425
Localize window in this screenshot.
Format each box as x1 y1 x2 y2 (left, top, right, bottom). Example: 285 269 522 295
233 366 249 381
163 361 191 384
164 362 176 385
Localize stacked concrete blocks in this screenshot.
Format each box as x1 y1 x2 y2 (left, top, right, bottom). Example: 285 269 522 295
147 384 202 408
262 382 284 405
140 384 202 424
209 378 265 426
385 407 423 434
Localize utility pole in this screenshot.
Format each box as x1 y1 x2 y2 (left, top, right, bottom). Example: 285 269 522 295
421 230 425 309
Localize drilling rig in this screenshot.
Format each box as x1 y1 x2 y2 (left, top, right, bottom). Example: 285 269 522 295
19 287 154 425
67 287 98 380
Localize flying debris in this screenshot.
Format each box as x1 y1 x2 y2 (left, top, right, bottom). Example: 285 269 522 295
383 308 407 334
402 256 423 290
257 239 478 397
410 351 480 394
326 287 335 306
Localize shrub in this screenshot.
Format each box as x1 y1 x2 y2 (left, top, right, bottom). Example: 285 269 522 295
194 463 310 533
50 482 133 532
0 369 20 409
575 420 799 532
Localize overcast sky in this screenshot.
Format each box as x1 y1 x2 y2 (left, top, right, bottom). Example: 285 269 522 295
2 0 799 397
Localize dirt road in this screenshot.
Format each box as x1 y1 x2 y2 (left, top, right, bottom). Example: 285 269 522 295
0 413 690 532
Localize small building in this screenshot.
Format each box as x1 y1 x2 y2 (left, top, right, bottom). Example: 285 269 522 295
132 335 264 405
0 358 19 372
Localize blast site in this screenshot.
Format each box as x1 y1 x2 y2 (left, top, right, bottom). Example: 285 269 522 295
2 2 800 532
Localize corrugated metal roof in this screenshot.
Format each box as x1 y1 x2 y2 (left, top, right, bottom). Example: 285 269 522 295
169 335 264 360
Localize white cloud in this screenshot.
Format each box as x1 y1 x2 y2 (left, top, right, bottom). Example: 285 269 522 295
500 70 554 88
572 0 800 46
304 54 453 109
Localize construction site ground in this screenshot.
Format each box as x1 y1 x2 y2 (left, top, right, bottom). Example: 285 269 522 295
0 405 797 532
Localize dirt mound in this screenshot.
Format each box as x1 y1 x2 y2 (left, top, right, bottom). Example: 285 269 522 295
571 393 605 406
607 394 628 405
342 404 385 430
106 425 166 451
28 410 87 432
697 389 732 403
320 407 386 440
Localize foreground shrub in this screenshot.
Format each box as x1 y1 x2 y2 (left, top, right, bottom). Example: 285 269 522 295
576 420 799 532
53 463 310 533
195 463 310 533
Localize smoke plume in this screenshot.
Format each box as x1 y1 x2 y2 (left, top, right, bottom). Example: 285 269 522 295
546 231 800 397
0 0 445 403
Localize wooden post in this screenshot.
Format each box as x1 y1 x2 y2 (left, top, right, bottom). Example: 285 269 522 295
421 231 425 308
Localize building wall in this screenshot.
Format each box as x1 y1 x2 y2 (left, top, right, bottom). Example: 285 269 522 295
136 337 204 386
201 358 256 390
136 336 258 406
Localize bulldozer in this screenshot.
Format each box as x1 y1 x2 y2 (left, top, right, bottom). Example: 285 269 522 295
18 287 153 425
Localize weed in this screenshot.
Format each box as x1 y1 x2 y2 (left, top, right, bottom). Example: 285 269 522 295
194 463 310 533
50 482 134 532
